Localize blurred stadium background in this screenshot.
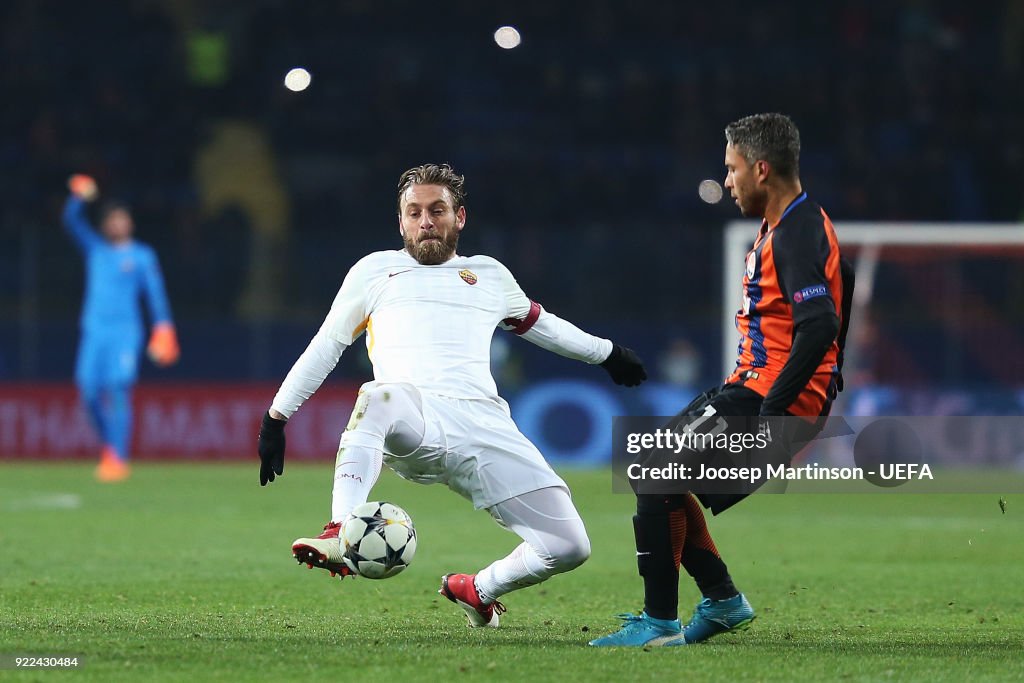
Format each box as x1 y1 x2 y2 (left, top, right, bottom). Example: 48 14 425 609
2 0 1023 465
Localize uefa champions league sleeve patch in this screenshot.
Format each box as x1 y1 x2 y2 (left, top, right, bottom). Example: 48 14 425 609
792 284 829 303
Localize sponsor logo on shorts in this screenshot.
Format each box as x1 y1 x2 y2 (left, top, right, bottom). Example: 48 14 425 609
793 284 829 303
459 269 478 285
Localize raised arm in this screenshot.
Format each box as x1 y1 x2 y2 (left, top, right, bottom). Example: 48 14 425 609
62 196 103 252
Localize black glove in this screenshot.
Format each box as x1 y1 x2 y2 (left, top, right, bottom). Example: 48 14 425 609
756 414 775 445
600 344 647 387
757 404 787 446
258 411 287 486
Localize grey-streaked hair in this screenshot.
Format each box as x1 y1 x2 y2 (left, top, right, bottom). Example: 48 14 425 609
396 163 466 212
725 113 801 179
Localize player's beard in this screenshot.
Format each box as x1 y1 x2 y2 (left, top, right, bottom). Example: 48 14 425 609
404 230 459 265
737 186 768 218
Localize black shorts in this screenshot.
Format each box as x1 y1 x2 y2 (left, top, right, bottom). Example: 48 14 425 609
642 383 828 516
677 383 764 421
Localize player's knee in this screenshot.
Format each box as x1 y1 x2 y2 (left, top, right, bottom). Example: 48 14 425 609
563 534 592 570
546 532 591 573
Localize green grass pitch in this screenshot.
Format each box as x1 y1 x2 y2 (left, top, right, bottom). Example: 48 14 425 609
2 463 1022 682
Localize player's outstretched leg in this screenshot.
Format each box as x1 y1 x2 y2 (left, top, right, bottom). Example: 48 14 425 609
440 487 590 628
292 383 421 580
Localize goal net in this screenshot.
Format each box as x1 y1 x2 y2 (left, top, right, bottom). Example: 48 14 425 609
722 222 1024 417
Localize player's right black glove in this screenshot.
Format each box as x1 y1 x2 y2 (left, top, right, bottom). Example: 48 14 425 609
600 344 647 387
258 411 287 486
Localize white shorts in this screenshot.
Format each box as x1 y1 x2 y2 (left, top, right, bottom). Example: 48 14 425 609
365 382 569 509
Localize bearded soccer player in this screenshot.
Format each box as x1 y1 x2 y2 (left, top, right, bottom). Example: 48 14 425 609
62 174 180 482
257 164 647 627
591 113 854 646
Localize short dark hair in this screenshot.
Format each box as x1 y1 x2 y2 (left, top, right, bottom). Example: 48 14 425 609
396 163 466 212
725 113 801 179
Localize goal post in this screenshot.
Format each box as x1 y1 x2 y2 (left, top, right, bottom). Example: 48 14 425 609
721 221 1024 382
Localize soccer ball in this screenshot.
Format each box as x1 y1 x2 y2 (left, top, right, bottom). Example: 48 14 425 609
340 501 417 579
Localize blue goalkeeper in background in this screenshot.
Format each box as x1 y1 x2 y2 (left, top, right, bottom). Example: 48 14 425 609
63 174 179 482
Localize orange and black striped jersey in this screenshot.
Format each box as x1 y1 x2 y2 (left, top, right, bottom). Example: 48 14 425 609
726 193 843 416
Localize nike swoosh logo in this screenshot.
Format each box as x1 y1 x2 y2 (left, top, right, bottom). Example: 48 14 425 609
389 270 412 278
636 552 651 557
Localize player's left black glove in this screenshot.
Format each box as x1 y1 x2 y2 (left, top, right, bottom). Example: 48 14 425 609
600 344 647 387
756 411 806 469
757 405 786 447
756 414 776 445
258 411 287 486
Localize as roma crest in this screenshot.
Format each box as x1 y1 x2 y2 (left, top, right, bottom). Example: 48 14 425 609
459 269 478 285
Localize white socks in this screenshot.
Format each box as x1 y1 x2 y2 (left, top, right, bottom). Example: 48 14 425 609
475 542 552 603
331 431 383 522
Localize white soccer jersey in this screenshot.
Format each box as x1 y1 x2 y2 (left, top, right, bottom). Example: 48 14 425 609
322 250 528 401
271 249 612 417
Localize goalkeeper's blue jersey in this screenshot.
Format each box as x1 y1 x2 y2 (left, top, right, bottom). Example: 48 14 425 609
62 197 173 335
